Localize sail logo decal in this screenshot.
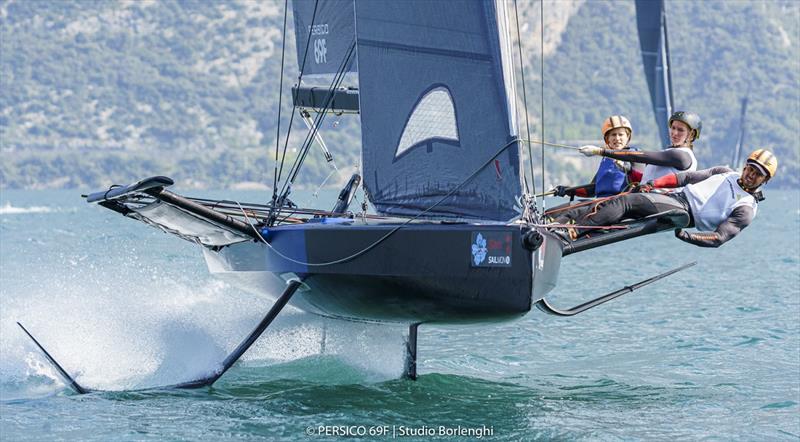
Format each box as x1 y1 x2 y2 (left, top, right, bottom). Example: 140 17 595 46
308 24 329 64
471 233 488 265
395 85 460 158
470 232 512 267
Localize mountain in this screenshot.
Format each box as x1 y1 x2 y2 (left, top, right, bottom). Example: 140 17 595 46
1 0 797 191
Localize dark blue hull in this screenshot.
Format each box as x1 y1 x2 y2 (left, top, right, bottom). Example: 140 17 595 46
203 222 563 324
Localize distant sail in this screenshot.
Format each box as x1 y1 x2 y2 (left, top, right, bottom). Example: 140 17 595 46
293 0 357 75
635 0 674 146
355 0 521 221
731 95 749 168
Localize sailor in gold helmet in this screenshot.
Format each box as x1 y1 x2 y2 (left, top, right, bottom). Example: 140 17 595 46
553 149 777 248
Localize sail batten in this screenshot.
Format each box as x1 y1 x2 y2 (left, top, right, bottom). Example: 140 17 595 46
358 39 494 61
355 0 522 221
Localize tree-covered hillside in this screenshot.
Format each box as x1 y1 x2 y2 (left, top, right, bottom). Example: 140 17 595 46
1 0 798 191
532 0 799 189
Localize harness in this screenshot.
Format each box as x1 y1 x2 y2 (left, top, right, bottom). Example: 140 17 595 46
595 147 638 196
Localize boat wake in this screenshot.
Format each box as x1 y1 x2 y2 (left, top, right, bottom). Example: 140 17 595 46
0 202 56 215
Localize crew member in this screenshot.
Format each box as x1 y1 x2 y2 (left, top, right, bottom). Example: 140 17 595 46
554 149 777 247
552 115 643 198
576 111 701 183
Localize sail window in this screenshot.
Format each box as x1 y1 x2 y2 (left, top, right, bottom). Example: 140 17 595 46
395 86 459 158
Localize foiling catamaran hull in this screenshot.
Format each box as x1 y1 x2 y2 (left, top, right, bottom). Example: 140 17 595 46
84 176 564 324
204 222 563 324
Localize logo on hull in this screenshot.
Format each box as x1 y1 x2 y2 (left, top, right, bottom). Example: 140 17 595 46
470 232 512 268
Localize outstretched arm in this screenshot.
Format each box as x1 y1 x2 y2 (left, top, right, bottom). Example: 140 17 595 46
674 205 754 247
652 166 735 188
600 148 694 170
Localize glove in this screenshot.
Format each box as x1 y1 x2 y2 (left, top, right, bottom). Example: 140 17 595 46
579 145 603 157
674 228 691 242
613 159 631 173
552 185 575 197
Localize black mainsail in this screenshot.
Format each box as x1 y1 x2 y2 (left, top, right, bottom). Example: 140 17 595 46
355 0 522 221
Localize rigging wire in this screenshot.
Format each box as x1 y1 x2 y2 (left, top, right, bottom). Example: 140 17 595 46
284 42 355 187
274 41 356 213
513 0 535 199
539 0 546 212
272 0 290 198
275 0 320 188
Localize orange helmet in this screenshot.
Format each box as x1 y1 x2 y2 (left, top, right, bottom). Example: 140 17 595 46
601 115 632 143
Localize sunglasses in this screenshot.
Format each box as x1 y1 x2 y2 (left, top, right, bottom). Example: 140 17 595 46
744 163 768 177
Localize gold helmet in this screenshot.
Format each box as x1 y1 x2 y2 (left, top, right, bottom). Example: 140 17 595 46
602 115 633 141
746 149 778 179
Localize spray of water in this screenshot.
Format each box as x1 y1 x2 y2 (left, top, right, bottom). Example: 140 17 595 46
1 224 407 397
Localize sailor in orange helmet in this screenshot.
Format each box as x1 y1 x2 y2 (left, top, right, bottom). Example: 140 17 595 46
552 115 643 198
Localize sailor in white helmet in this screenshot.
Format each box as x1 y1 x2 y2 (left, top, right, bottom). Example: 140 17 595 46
577 111 700 183
554 149 777 247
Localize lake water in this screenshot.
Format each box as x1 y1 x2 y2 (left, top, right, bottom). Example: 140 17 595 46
1 189 798 441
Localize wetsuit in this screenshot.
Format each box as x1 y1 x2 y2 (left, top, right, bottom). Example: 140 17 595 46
558 167 758 248
598 146 697 182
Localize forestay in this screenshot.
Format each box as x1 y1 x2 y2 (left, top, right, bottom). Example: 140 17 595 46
355 0 522 221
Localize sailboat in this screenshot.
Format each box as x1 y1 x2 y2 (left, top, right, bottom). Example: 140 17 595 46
18 0 694 393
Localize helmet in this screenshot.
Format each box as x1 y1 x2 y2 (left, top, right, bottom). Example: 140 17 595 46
668 111 702 141
746 149 778 179
602 115 633 140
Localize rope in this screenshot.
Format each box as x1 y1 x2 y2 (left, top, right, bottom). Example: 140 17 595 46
520 138 582 150
543 191 631 216
532 223 628 230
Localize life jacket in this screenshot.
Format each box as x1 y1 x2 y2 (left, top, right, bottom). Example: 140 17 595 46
641 147 698 183
683 172 757 231
595 147 638 197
